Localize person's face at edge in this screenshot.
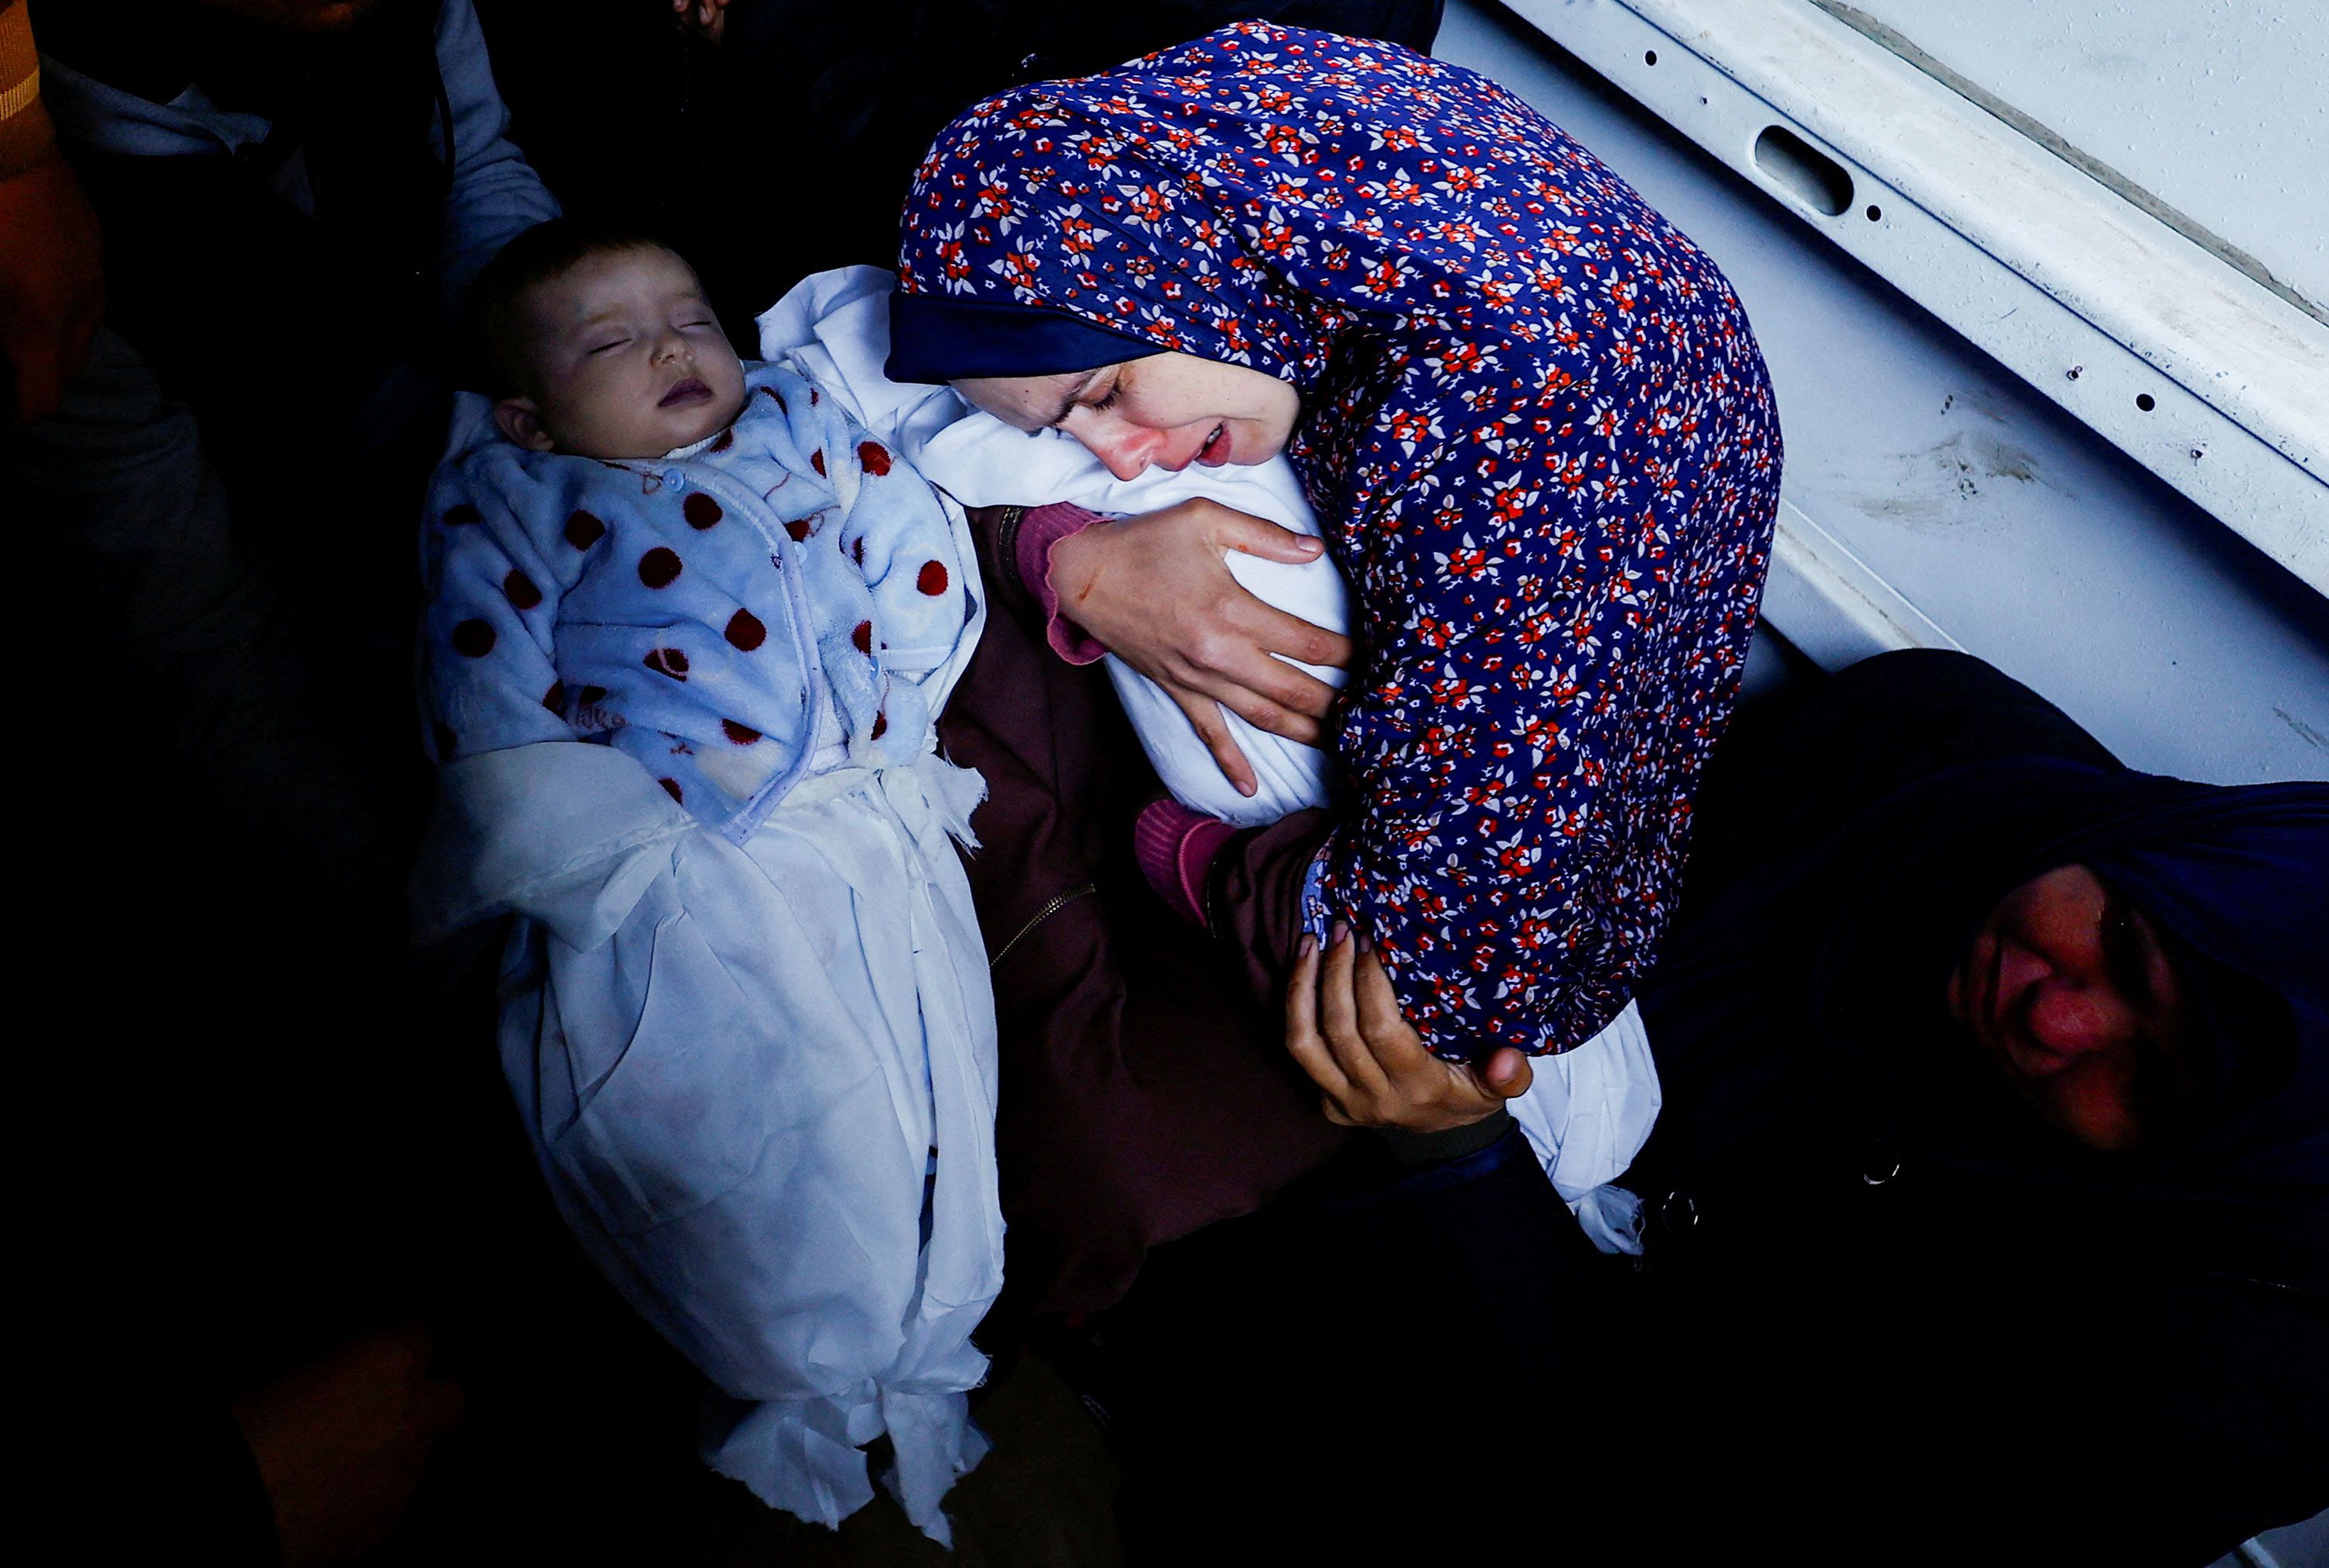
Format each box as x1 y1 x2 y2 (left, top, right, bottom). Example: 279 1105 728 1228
1947 864 2206 1152
495 248 748 460
953 353 1303 481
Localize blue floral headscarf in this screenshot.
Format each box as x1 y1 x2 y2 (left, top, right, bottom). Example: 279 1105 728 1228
895 23 1783 1056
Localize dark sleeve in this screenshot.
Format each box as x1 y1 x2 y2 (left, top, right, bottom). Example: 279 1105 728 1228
1205 807 1338 1011
1619 1223 2329 1564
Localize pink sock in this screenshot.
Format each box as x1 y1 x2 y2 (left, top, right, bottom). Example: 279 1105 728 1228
1134 798 1238 929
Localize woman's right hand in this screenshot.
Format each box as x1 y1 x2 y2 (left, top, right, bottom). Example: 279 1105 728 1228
1286 926 1534 1133
669 0 729 44
1046 498 1353 795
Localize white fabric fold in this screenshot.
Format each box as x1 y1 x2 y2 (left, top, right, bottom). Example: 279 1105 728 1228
432 738 1000 1543
1507 999 1661 1205
413 741 695 951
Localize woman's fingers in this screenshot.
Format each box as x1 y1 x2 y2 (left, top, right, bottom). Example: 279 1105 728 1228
1351 947 1418 1055
1285 935 1353 1106
1059 498 1348 751
1352 949 1506 1126
1340 947 1524 1131
1211 618 1345 718
1182 670 1324 744
1171 689 1258 796
1246 598 1355 675
1172 616 1338 728
1476 1046 1535 1101
1214 505 1329 565
1317 926 1392 1101
1316 925 1355 1037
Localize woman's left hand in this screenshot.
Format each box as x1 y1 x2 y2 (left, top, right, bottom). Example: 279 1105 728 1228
1047 498 1353 796
1286 924 1534 1132
670 0 728 44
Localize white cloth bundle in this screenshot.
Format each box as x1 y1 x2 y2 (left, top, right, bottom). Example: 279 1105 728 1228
413 379 1001 1541
761 269 1664 1236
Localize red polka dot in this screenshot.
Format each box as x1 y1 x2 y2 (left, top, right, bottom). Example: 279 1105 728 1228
443 503 482 526
852 620 873 654
543 680 567 713
852 537 866 565
786 519 811 542
709 428 735 454
758 386 786 412
725 609 765 650
858 441 893 477
564 510 606 550
809 387 820 405
683 493 723 529
504 569 542 610
579 685 609 704
452 619 496 657
916 560 949 595
870 710 888 740
810 449 827 477
644 647 690 681
432 722 459 757
658 777 684 803
721 720 761 745
638 547 683 588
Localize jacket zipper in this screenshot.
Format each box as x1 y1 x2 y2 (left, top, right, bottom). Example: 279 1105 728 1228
989 882 1098 970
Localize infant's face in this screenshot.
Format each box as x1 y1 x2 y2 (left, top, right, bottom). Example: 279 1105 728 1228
498 248 748 460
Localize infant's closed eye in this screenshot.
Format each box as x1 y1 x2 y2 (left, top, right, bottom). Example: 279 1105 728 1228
588 338 631 355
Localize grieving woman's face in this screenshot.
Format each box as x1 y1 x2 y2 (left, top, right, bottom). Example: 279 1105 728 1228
953 353 1302 481
1947 864 2207 1151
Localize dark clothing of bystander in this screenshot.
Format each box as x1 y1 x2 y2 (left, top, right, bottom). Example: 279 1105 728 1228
1086 651 2329 1565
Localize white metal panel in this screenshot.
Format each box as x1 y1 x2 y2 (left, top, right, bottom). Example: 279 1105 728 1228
1838 0 2328 312
1483 0 2327 591
1763 499 1957 668
1436 0 2329 784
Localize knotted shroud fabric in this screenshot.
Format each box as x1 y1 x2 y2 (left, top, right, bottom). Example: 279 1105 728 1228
414 363 1001 1542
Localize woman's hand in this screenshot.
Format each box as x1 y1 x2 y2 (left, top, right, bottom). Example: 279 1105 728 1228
1048 498 1353 795
669 0 728 45
1286 924 1534 1132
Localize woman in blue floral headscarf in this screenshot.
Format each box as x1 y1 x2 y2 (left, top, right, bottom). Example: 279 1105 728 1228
891 21 1781 1060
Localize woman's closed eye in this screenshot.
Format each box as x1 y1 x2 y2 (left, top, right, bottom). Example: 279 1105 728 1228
1050 387 1119 432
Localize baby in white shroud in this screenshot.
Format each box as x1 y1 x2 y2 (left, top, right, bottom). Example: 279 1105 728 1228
762 267 1662 1247
414 234 1000 1543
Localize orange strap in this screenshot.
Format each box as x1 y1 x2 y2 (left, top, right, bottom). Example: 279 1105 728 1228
0 2 36 123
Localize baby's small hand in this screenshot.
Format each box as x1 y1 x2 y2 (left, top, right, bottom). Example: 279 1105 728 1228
670 0 729 46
